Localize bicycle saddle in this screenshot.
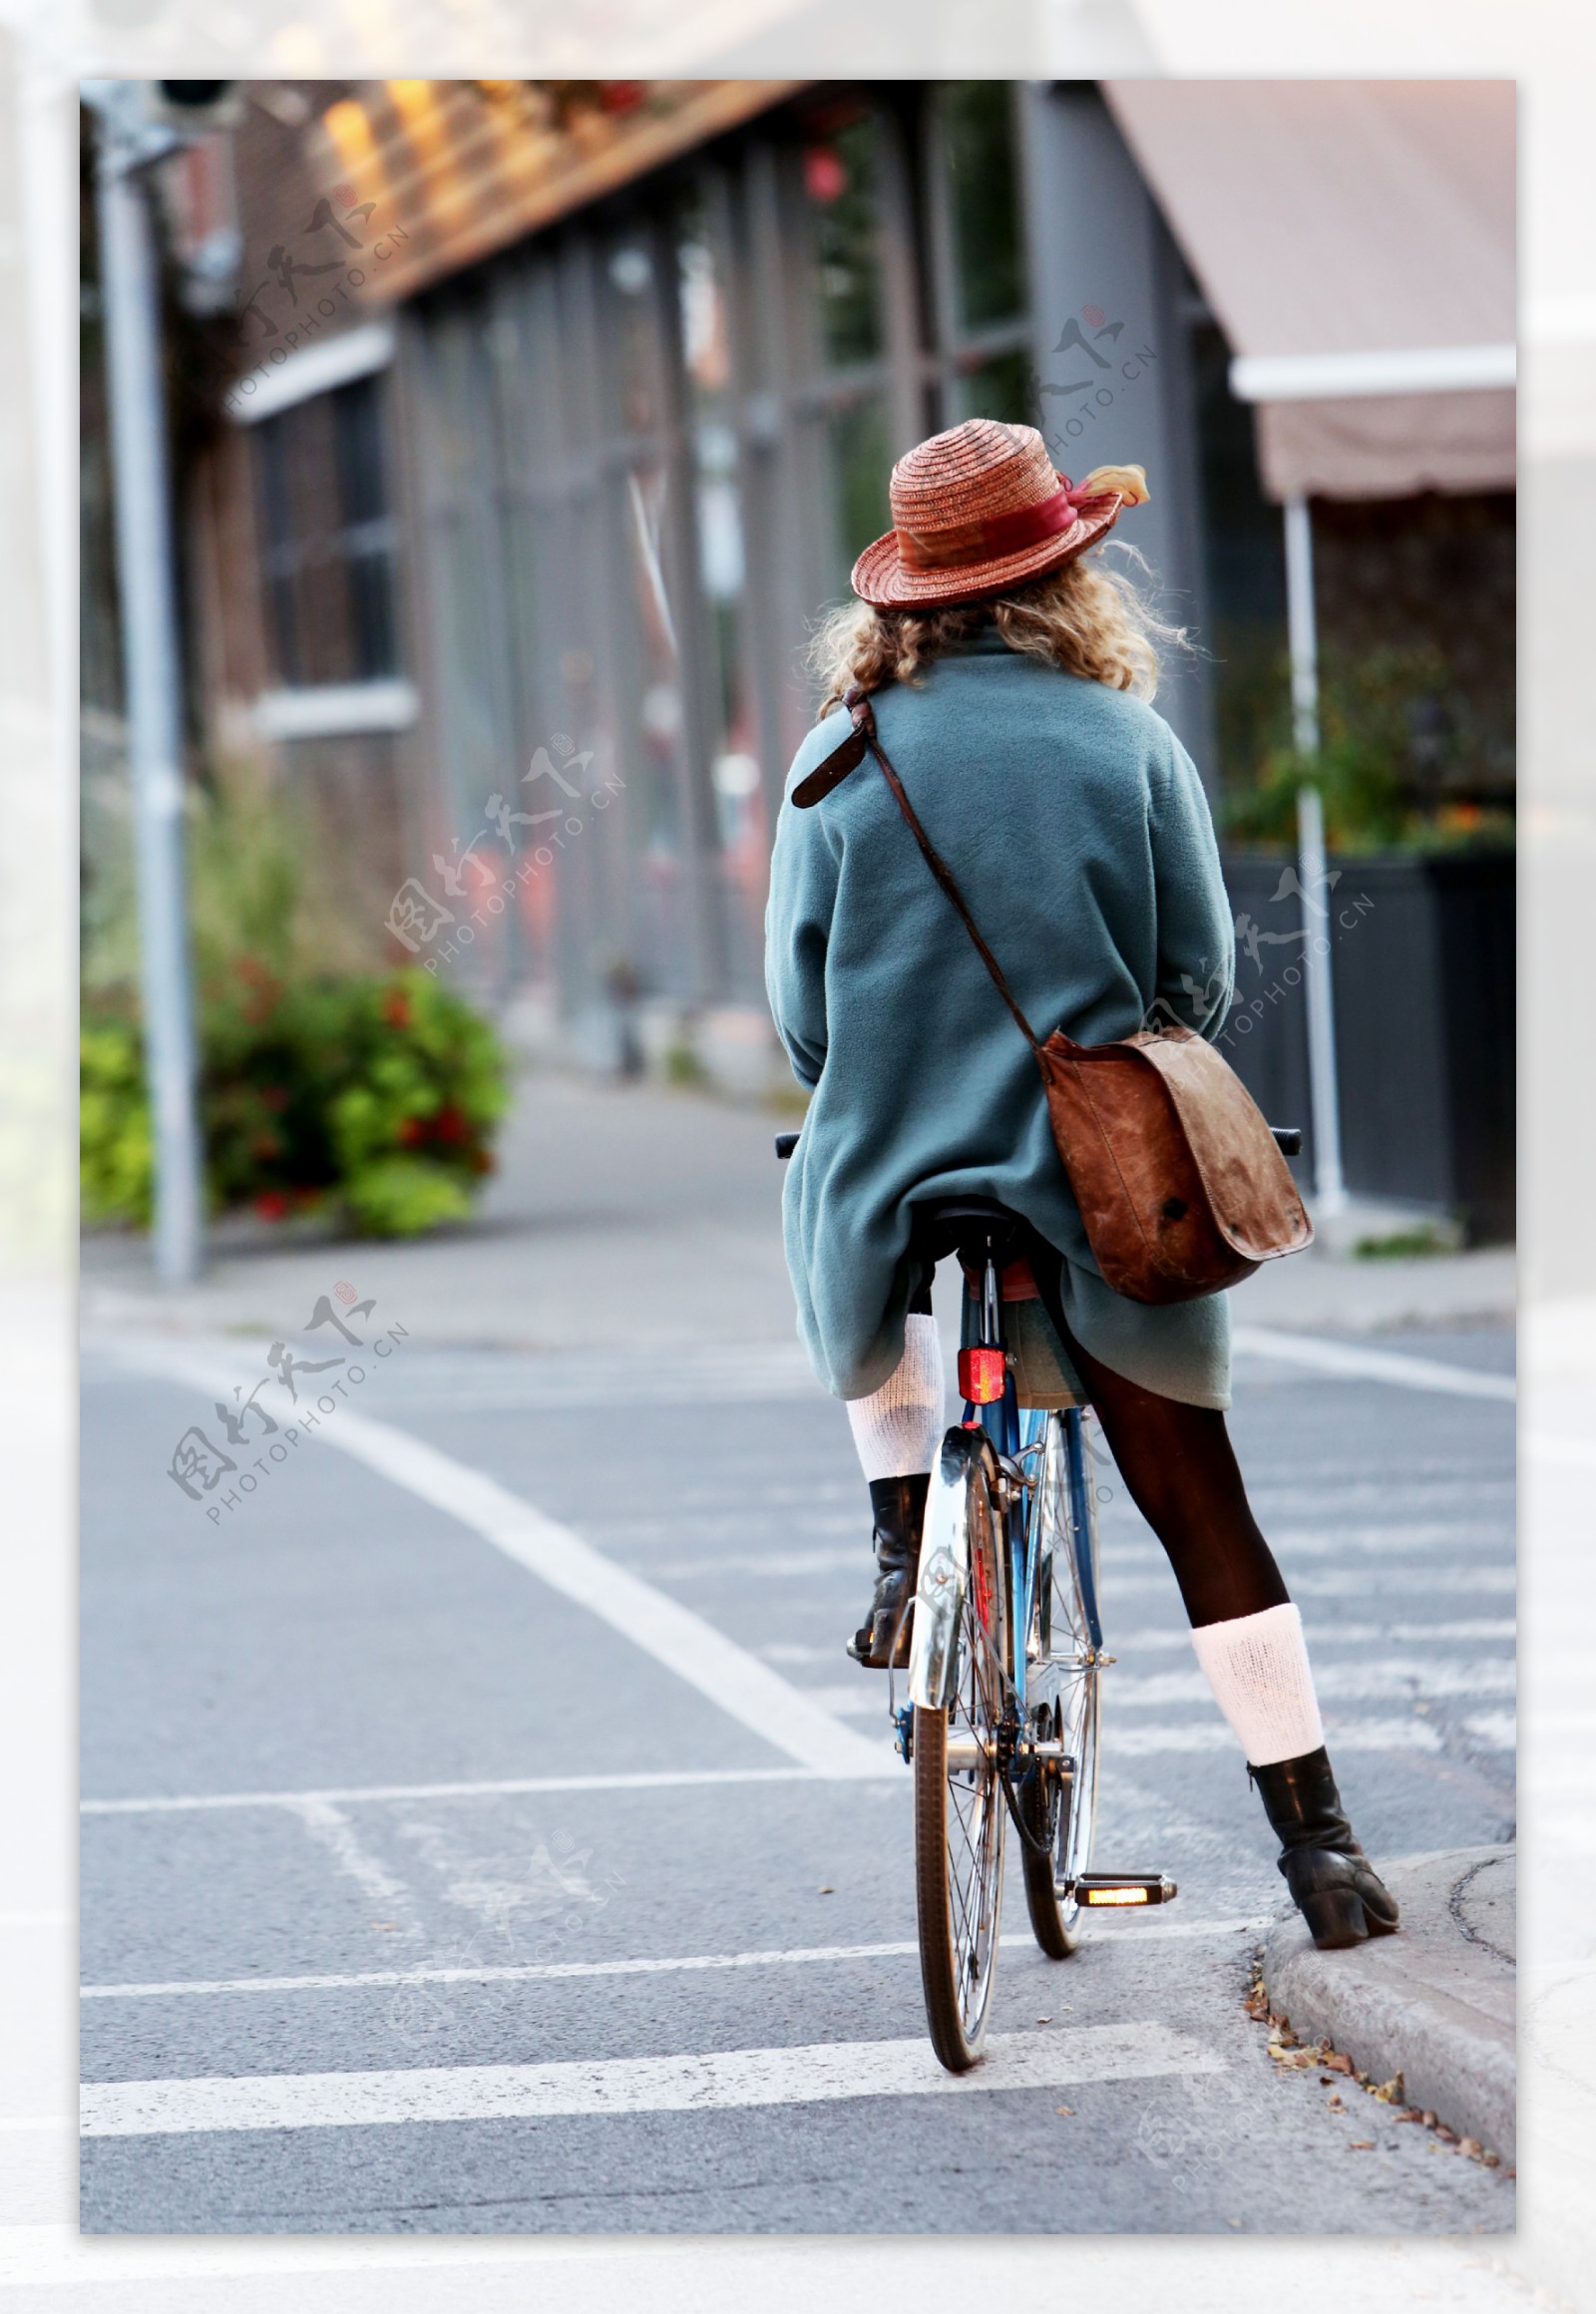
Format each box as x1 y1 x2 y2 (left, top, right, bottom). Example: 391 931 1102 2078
911 1195 1029 1270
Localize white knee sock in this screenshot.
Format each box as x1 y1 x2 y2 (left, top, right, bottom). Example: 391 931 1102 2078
845 1315 946 1481
1189 1602 1325 1767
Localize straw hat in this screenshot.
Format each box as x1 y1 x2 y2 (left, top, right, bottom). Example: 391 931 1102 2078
850 419 1149 609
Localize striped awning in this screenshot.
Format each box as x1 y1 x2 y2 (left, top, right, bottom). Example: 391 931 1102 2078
1104 81 1516 501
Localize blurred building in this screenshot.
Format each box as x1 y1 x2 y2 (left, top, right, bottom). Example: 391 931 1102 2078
114 77 1514 1218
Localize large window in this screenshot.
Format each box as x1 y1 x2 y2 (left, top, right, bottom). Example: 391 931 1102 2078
931 82 1031 427
410 84 1034 1013
254 373 400 687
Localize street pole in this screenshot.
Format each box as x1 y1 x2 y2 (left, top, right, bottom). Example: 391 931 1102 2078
1283 493 1347 1218
94 104 203 1283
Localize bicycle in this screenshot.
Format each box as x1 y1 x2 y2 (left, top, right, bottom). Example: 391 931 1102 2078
776 1128 1300 2074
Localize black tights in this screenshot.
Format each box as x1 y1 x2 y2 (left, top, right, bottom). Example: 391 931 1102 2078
914 1246 1291 1632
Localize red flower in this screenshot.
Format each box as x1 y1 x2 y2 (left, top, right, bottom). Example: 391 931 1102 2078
397 1116 426 1146
803 146 848 204
433 1103 467 1143
383 987 413 1029
255 1190 289 1221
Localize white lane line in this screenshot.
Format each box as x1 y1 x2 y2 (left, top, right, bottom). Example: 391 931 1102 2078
82 1765 850 1817
1099 1566 1516 1600
80 1917 1268 2003
100 1339 888 1784
1110 1620 1515 1651
79 2021 1223 2135
1233 1325 1515 1401
1111 1659 1513 1707
1109 1720 1447 1755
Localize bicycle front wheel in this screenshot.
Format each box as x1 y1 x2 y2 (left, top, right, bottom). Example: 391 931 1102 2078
1019 1407 1101 1959
914 1432 1009 2073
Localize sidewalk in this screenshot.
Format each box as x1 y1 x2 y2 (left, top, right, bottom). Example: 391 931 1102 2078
81 1069 1515 1349
1262 1847 1516 2162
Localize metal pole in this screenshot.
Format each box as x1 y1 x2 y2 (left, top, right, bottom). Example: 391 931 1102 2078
96 121 203 1281
1283 493 1347 1218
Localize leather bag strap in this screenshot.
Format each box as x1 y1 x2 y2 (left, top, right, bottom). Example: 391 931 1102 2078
846 689 1042 1054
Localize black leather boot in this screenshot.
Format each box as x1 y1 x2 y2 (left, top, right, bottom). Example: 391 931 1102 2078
1250 1746 1400 1950
846 1475 930 1669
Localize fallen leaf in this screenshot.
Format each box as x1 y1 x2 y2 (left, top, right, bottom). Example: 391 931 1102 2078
1349 2140 1375 2151
1482 2151 1501 2168
1434 2123 1458 2143
1055 2106 1075 2117
1328 2096 1344 2110
1457 2138 1482 2158
818 1886 834 1895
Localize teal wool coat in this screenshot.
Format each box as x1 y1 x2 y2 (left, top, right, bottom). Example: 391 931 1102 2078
764 628 1238 1408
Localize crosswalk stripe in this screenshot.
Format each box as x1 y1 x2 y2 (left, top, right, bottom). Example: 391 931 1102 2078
1109 1719 1447 1755
1233 1325 1515 1401
79 2022 1224 2135
1109 1659 1513 1706
81 1765 862 1817
80 1919 1267 2004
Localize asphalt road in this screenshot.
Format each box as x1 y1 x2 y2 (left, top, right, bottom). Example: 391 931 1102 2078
80 1283 1515 2234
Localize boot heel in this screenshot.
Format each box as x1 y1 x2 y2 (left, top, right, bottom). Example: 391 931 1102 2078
1298 1885 1369 1950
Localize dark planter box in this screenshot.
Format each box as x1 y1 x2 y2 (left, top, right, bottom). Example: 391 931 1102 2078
1217 851 1515 1242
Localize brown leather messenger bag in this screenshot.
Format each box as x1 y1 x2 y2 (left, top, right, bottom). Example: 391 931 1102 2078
793 686 1313 1307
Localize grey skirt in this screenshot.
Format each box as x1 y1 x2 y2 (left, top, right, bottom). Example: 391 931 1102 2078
959 1247 1232 1412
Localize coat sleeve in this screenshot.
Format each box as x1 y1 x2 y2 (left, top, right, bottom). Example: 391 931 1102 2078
1148 730 1235 1041
764 783 841 1091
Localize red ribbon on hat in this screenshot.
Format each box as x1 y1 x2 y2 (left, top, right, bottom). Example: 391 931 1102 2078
896 476 1113 575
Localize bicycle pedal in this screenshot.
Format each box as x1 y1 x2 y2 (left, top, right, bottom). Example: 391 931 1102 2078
1069 1872 1178 1908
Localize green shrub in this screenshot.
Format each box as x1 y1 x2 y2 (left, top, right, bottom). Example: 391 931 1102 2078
81 967 509 1240
1220 642 1515 855
80 1008 154 1227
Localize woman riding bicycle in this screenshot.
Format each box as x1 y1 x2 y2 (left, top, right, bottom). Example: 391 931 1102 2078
764 417 1397 1953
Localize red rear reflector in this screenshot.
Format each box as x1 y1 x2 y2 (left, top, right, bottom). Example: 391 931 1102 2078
958 1346 1006 1403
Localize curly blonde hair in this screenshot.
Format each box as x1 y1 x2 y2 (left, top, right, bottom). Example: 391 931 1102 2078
808 547 1188 719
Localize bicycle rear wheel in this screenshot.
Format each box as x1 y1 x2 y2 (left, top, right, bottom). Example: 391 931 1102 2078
1019 1408 1101 1958
914 1432 1009 2073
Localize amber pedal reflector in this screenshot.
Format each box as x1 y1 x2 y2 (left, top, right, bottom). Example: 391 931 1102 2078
1074 1874 1178 1907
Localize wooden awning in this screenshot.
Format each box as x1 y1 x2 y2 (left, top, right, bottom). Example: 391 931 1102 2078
306 80 802 306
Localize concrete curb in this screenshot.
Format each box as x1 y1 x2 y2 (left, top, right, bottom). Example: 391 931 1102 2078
1262 1845 1515 2160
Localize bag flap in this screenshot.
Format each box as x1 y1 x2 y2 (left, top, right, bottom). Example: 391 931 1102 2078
1132 1030 1313 1260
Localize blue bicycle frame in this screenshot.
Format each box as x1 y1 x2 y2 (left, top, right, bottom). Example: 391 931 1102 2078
963 1297 1104 1724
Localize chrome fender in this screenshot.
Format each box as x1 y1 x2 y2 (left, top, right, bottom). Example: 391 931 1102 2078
909 1425 998 1711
